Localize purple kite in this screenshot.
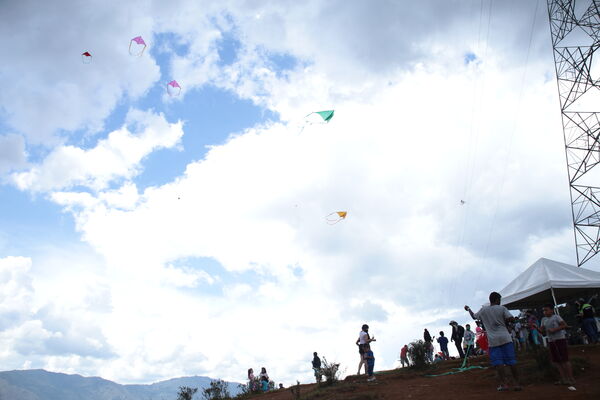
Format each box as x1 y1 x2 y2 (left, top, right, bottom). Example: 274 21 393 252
167 80 181 96
129 36 147 56
81 51 92 64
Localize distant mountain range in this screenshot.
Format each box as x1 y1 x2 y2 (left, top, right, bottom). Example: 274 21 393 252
0 369 242 400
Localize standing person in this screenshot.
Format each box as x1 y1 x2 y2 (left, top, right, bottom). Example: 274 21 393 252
540 304 576 388
259 367 269 392
512 321 521 352
423 328 432 344
423 329 433 363
518 320 528 352
450 321 465 359
364 344 376 382
312 352 322 383
247 368 256 392
464 324 475 358
575 297 599 344
465 292 521 392
526 310 541 347
437 331 449 359
356 324 375 375
400 344 409 367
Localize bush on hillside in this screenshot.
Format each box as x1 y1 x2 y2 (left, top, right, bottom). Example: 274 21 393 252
319 357 341 385
201 379 231 400
177 386 198 400
407 340 429 369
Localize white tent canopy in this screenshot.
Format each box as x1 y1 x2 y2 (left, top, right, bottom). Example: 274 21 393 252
499 258 600 310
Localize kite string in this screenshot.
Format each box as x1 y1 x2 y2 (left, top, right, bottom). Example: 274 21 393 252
476 0 541 281
448 0 491 305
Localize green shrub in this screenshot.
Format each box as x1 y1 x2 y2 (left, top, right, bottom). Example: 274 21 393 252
201 379 231 400
321 357 341 385
407 340 429 369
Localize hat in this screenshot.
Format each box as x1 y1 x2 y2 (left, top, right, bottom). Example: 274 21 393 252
449 320 457 325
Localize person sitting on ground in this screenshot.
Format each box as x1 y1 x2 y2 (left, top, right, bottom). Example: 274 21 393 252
437 331 449 359
400 344 409 368
539 304 576 389
464 324 475 358
465 291 522 392
364 344 376 382
312 352 322 382
259 367 269 392
279 383 284 389
433 353 443 363
450 321 465 359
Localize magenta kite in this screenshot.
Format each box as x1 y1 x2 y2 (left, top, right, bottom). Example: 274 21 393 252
129 36 147 56
167 80 181 96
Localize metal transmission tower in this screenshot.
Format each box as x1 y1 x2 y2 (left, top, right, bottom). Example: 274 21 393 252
547 0 600 266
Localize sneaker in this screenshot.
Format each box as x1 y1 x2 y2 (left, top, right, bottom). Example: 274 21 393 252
367 377 376 382
567 386 576 391
496 385 509 392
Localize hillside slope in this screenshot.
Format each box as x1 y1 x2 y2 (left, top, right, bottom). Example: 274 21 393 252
259 345 600 400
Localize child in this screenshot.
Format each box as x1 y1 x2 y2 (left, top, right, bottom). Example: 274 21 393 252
364 344 376 382
540 304 576 389
464 324 475 357
259 367 269 392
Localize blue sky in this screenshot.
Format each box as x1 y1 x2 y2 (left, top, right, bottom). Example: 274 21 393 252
0 0 596 387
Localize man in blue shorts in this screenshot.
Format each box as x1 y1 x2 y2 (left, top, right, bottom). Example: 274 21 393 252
465 292 521 391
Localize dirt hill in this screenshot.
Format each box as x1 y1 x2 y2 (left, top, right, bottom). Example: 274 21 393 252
257 345 600 400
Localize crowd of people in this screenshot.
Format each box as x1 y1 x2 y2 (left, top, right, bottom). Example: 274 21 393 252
245 292 598 393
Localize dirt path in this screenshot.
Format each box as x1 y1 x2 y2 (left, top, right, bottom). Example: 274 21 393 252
255 345 600 400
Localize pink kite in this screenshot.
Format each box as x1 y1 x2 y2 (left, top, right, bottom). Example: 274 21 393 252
167 80 181 96
129 36 147 56
81 51 92 64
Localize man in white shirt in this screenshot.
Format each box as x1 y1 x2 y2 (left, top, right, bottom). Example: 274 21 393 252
465 292 521 392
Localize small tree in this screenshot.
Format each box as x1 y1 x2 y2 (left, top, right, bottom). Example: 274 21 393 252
177 386 198 400
201 379 231 400
320 357 341 385
407 340 429 369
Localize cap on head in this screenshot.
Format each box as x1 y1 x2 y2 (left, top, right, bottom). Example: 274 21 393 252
449 320 457 326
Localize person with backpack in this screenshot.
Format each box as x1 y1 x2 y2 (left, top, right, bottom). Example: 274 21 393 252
312 352 322 382
450 321 465 358
575 297 598 344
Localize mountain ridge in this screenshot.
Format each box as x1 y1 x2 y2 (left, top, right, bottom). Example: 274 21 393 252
0 369 242 400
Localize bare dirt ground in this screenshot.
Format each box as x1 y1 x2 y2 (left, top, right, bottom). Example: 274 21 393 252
256 345 600 400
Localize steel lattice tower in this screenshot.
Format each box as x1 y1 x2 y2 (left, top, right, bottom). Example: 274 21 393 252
548 0 600 266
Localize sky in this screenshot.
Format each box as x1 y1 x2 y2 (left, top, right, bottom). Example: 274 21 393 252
1 0 599 387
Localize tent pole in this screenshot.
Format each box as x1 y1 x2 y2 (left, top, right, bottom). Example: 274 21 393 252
551 287 560 316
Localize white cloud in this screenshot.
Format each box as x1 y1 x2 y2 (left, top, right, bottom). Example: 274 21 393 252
0 134 27 175
2 0 594 387
37 58 584 383
12 109 183 192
